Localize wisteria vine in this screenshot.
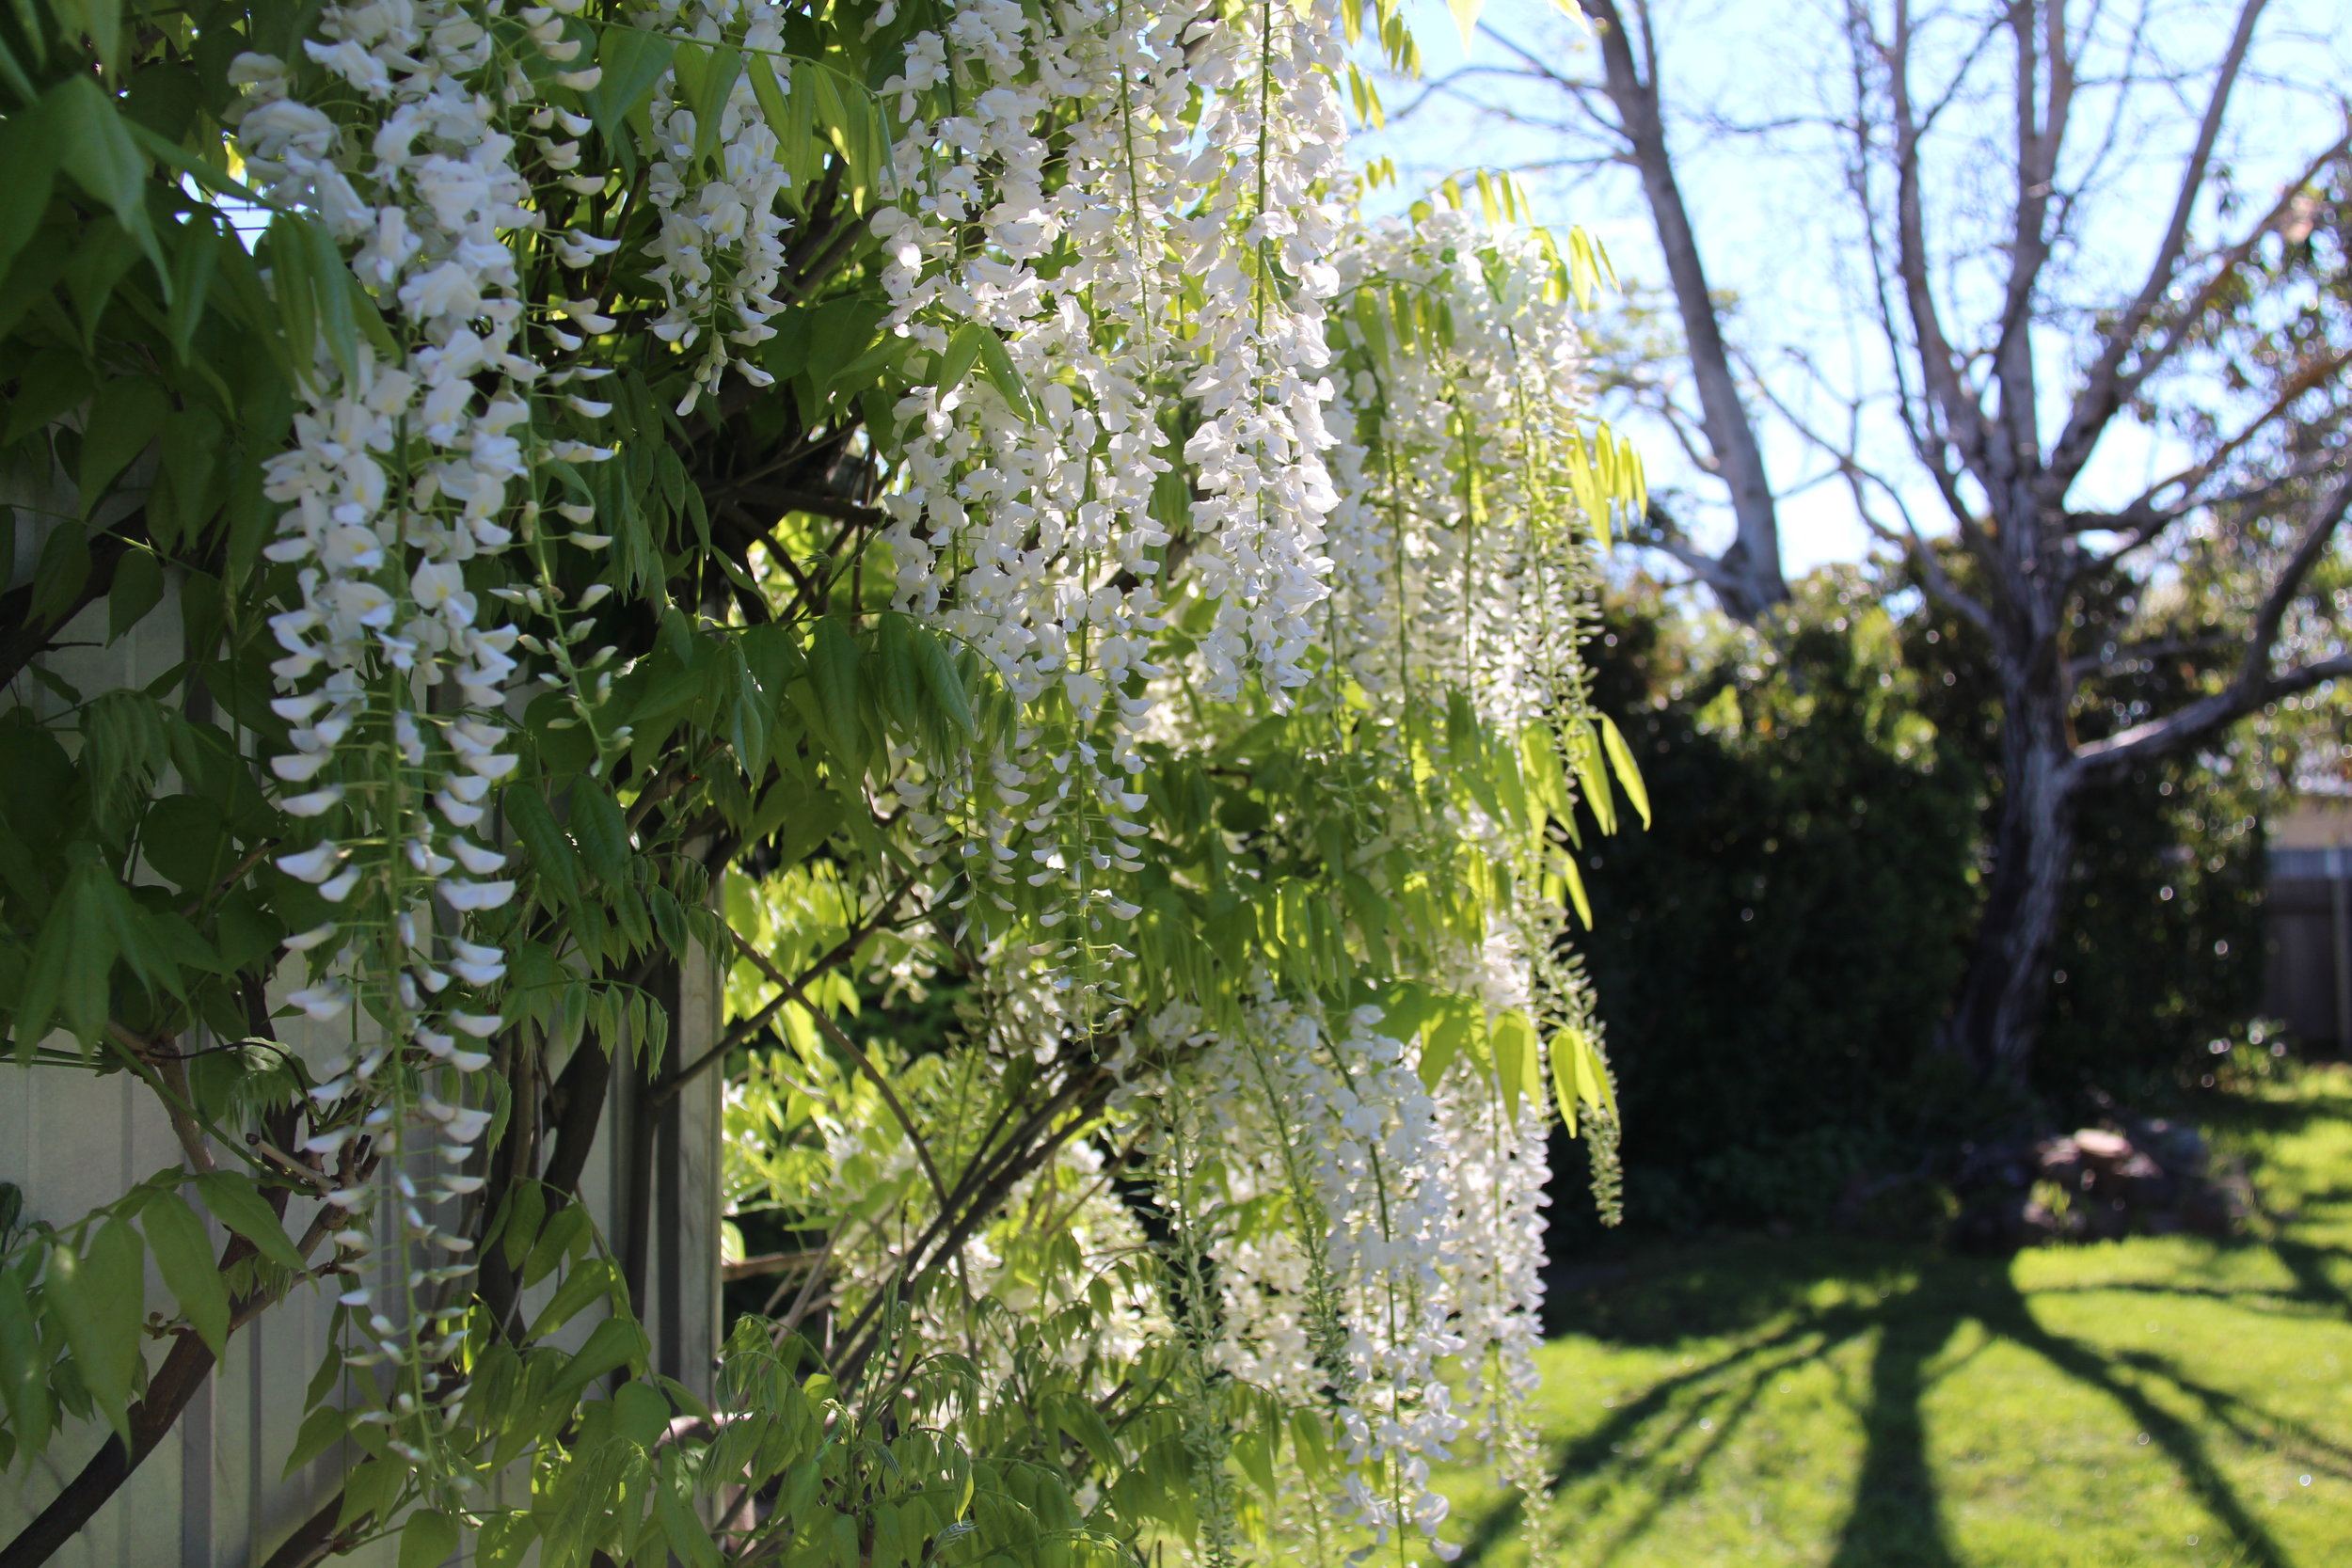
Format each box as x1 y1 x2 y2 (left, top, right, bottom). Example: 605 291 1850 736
214 0 1636 1550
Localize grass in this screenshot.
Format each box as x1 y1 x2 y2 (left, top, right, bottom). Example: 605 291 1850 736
1443 1064 2352 1568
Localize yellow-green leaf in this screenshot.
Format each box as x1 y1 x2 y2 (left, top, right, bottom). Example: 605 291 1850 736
1565 718 1615 836
1447 0 1484 48
1549 1026 1582 1135
1597 712 1651 829
1491 1009 1538 1117
1558 851 1593 928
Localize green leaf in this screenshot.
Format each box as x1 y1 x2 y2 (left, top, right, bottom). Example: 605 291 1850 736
0 224 72 343
570 784 630 885
165 221 220 362
584 25 677 140
767 789 841 870
746 54 792 155
495 1180 548 1272
522 1257 617 1342
304 1334 344 1409
51 1221 144 1438
687 43 743 169
507 784 583 909
339 1457 400 1528
50 78 164 281
726 647 771 781
107 546 165 641
142 1192 229 1356
656 1449 725 1568
0 1262 54 1455
769 57 821 195
551 1315 647 1399
27 520 92 630
971 323 1035 421
140 795 232 896
935 322 989 399
0 108 59 281
70 0 126 77
806 616 865 767
259 217 318 388
281 1402 347 1478
612 1378 669 1446
15 844 121 1051
298 215 386 379
400 1509 460 1568
522 1203 591 1288
1597 713 1651 829
476 1514 537 1568
913 626 976 740
193 1171 303 1271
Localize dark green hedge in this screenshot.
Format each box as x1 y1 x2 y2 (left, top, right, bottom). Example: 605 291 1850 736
1557 571 2273 1237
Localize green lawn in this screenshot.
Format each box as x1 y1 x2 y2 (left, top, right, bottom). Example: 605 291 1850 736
1449 1065 2352 1567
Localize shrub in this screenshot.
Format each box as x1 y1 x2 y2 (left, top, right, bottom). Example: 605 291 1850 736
1555 569 2277 1240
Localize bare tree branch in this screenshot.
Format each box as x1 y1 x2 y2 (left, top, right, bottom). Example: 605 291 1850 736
2043 0 2273 489
1883 0 1999 498
2073 467 2352 775
1745 354 1995 630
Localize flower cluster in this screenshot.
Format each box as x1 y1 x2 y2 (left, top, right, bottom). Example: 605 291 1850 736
638 0 800 411
871 0 1355 952
230 0 566 1473
1320 207 1597 735
1090 207 1604 1556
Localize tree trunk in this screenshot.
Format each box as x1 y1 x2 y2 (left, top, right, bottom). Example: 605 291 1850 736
1946 665 2077 1085
1575 0 1788 622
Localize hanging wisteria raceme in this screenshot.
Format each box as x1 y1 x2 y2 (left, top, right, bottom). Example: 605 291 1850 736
1322 206 1599 735
1123 201 1611 1560
869 0 1360 977
1183 995 1473 1557
725 186 1619 1559
638 0 800 410
228 0 580 1478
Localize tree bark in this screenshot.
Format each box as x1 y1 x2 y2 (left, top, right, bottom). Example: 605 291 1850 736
1574 0 1788 621
1944 647 2078 1085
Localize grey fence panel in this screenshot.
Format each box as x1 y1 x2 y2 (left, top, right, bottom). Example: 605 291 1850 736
2 512 723 1564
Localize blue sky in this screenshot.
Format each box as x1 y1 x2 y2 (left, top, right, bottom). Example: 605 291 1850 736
1356 0 2351 579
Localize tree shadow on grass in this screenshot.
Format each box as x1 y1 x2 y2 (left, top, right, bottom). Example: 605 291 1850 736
1961 1275 2297 1568
2270 1236 2352 1316
1464 1247 2335 1568
1824 1294 1967 1568
1453 1302 1882 1563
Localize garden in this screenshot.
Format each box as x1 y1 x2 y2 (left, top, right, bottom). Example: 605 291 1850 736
0 0 2345 1563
